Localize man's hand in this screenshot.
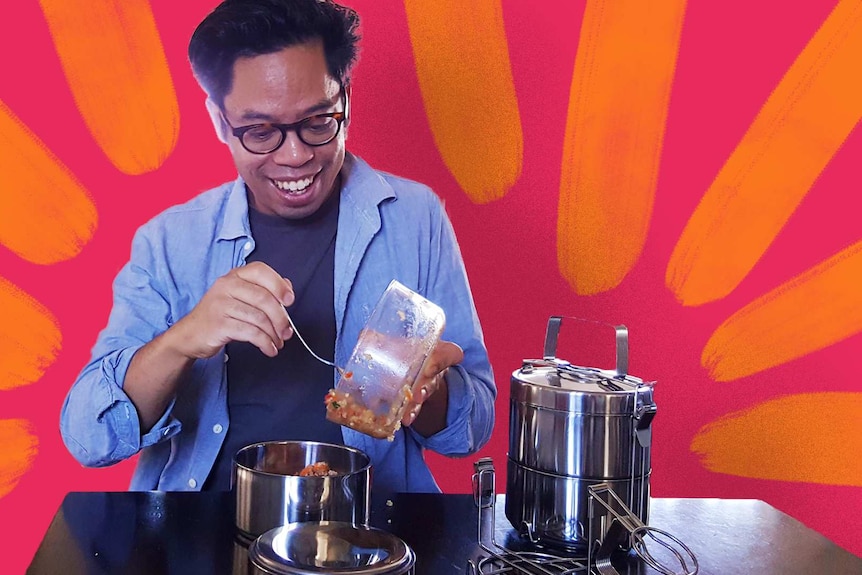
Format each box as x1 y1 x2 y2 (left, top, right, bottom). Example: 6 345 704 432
401 341 464 437
169 261 295 359
125 262 295 431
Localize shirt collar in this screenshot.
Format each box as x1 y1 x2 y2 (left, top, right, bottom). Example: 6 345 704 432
340 152 396 211
217 177 252 241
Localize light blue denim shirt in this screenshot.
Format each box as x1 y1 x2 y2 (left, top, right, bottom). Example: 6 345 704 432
60 154 496 493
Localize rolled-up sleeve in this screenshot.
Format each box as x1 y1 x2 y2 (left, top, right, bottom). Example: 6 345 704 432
413 197 497 456
60 225 183 468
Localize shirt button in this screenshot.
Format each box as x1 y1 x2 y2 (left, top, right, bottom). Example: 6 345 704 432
224 354 229 363
213 424 223 434
243 241 252 251
188 478 197 489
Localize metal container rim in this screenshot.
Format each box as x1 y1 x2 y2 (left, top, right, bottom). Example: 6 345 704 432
233 440 372 477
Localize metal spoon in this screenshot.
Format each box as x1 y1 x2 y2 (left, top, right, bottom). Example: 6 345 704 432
285 312 349 377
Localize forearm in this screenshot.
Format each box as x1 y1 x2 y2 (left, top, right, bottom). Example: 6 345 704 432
123 326 195 432
411 376 449 437
412 356 496 456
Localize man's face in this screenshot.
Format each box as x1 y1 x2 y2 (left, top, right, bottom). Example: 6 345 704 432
220 41 346 219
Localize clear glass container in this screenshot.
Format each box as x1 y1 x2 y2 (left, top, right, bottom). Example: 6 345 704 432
325 280 446 440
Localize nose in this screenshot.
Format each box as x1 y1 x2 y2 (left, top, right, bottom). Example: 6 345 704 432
271 130 313 166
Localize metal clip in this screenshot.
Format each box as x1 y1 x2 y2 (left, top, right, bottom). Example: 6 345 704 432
472 457 495 509
635 404 658 448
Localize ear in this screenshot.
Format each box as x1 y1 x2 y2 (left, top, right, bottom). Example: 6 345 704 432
205 98 229 144
343 83 353 134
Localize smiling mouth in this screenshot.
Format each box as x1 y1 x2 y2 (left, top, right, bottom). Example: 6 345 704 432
272 175 314 194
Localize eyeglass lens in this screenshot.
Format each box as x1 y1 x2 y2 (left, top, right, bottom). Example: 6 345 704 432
241 115 341 153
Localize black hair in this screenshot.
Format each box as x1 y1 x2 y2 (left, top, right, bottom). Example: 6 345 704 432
188 0 361 107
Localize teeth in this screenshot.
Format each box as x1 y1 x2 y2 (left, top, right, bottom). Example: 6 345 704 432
273 176 313 193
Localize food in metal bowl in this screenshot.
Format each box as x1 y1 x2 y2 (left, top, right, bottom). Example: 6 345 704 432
298 462 338 477
233 441 371 539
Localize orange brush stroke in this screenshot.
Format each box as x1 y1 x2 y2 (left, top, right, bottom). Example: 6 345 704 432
667 0 862 306
0 100 98 265
38 0 179 175
403 0 522 203
558 0 687 295
0 419 39 499
691 393 862 486
703 241 862 381
0 276 62 391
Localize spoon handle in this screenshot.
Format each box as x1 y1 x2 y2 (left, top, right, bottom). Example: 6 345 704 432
285 311 345 376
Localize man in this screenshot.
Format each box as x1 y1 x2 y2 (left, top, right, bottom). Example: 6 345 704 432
60 0 496 493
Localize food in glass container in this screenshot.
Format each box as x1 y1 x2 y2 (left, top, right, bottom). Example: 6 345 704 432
324 280 445 441
324 385 414 441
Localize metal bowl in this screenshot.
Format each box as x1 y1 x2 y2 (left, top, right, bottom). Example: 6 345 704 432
248 521 416 575
233 441 372 539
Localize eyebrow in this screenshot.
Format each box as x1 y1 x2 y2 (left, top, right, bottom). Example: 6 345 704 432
234 95 340 124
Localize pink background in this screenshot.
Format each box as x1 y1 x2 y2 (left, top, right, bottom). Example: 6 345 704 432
1 1 860 572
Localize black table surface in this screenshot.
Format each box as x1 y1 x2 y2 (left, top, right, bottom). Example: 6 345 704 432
27 490 862 575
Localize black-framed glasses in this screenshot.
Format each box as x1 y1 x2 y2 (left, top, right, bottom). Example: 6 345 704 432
222 88 348 154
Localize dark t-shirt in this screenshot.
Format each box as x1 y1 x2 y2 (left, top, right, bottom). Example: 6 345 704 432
203 190 344 490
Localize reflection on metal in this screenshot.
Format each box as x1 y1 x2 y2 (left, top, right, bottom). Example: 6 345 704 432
507 317 656 552
466 459 698 575
467 458 589 574
588 483 698 575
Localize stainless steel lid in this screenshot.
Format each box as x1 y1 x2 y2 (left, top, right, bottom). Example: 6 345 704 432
512 359 653 413
511 317 655 414
248 521 415 575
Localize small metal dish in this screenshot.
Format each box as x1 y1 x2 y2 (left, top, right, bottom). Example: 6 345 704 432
248 521 416 575
233 441 372 540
